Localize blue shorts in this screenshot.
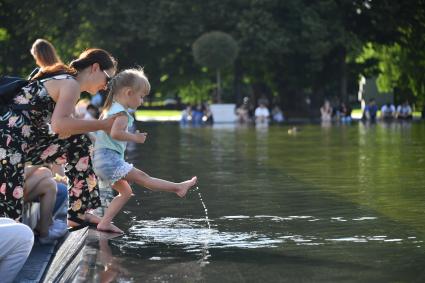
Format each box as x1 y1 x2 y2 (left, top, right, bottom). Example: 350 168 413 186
93 148 133 188
53 183 68 214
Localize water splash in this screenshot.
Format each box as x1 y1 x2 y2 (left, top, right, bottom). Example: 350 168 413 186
194 186 211 230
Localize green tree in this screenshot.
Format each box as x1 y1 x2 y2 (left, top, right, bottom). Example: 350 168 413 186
178 80 214 105
1 0 424 113
0 0 94 75
192 31 238 103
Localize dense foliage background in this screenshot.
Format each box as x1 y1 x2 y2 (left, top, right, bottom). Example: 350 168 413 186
1 0 424 115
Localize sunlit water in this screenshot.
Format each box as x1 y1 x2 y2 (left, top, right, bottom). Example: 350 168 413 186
73 121 425 282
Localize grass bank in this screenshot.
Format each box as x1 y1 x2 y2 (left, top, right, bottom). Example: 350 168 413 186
135 110 181 121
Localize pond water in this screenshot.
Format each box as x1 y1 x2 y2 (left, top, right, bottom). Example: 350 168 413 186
73 121 425 282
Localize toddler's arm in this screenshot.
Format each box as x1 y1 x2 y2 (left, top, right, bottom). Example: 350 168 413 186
110 114 147 143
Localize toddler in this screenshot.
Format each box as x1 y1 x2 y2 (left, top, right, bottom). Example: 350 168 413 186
93 68 197 233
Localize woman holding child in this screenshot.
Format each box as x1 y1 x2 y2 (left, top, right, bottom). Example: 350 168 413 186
0 48 117 226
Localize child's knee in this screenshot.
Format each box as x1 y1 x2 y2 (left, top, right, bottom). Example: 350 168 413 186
33 167 53 179
25 166 51 179
25 167 54 192
120 184 133 199
38 177 57 195
114 180 133 198
122 187 133 199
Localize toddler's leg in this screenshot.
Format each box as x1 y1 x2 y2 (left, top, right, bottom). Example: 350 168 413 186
125 168 197 197
97 180 133 234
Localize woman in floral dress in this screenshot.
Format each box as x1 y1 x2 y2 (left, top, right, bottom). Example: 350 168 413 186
0 48 117 223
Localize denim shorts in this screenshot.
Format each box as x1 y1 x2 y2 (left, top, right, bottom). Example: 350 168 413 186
93 148 133 188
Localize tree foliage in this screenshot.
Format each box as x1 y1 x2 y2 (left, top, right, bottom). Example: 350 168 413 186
1 0 424 112
192 31 238 70
192 31 238 102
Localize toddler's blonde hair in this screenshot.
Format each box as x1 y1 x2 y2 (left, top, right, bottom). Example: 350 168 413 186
103 68 151 113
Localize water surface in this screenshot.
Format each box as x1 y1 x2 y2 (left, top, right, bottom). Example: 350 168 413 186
73 121 425 282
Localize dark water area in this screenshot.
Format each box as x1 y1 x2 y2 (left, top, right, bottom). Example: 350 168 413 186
73 121 425 282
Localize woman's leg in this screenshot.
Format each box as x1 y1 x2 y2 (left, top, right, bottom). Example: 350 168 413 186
124 167 197 197
97 179 133 234
24 167 57 237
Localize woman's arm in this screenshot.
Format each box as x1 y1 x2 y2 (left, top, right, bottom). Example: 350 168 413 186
110 115 147 143
50 80 113 136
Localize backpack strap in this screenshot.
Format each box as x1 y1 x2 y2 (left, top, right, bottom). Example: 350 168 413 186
39 74 75 83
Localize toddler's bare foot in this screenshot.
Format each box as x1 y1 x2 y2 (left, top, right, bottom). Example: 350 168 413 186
176 176 197 198
97 222 124 234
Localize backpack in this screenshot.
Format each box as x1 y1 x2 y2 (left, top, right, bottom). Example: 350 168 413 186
0 76 30 105
0 71 72 108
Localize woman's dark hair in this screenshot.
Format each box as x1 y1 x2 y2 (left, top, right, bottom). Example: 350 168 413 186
31 48 117 81
70 48 117 72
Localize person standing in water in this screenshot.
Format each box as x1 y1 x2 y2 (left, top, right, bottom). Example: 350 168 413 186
93 68 197 233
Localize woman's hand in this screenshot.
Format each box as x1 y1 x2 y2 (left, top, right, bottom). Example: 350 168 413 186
101 113 124 134
58 132 72 139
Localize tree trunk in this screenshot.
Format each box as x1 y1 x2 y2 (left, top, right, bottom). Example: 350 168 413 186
216 69 222 103
340 47 348 103
233 59 242 105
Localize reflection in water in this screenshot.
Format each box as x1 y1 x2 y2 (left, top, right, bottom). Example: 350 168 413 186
97 233 128 283
73 231 128 283
321 120 332 129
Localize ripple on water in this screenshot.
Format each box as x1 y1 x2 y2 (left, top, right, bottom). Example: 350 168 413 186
121 217 283 250
116 216 420 254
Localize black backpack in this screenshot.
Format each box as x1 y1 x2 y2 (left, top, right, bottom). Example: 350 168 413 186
0 70 72 107
0 76 30 105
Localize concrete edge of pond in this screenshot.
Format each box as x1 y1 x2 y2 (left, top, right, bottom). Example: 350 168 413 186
16 227 88 283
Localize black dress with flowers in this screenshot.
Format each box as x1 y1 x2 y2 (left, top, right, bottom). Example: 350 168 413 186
0 75 101 220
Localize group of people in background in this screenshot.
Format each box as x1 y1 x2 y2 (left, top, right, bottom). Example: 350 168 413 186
180 102 214 125
362 98 413 122
320 100 353 123
235 95 285 125
320 98 417 123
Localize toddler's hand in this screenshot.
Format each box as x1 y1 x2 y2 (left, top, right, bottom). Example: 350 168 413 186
133 130 147 143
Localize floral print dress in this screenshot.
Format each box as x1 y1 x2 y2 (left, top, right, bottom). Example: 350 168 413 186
0 75 101 220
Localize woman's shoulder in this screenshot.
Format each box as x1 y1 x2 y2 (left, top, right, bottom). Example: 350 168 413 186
43 76 79 100
44 76 78 89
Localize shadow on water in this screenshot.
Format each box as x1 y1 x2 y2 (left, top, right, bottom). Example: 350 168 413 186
73 121 425 282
